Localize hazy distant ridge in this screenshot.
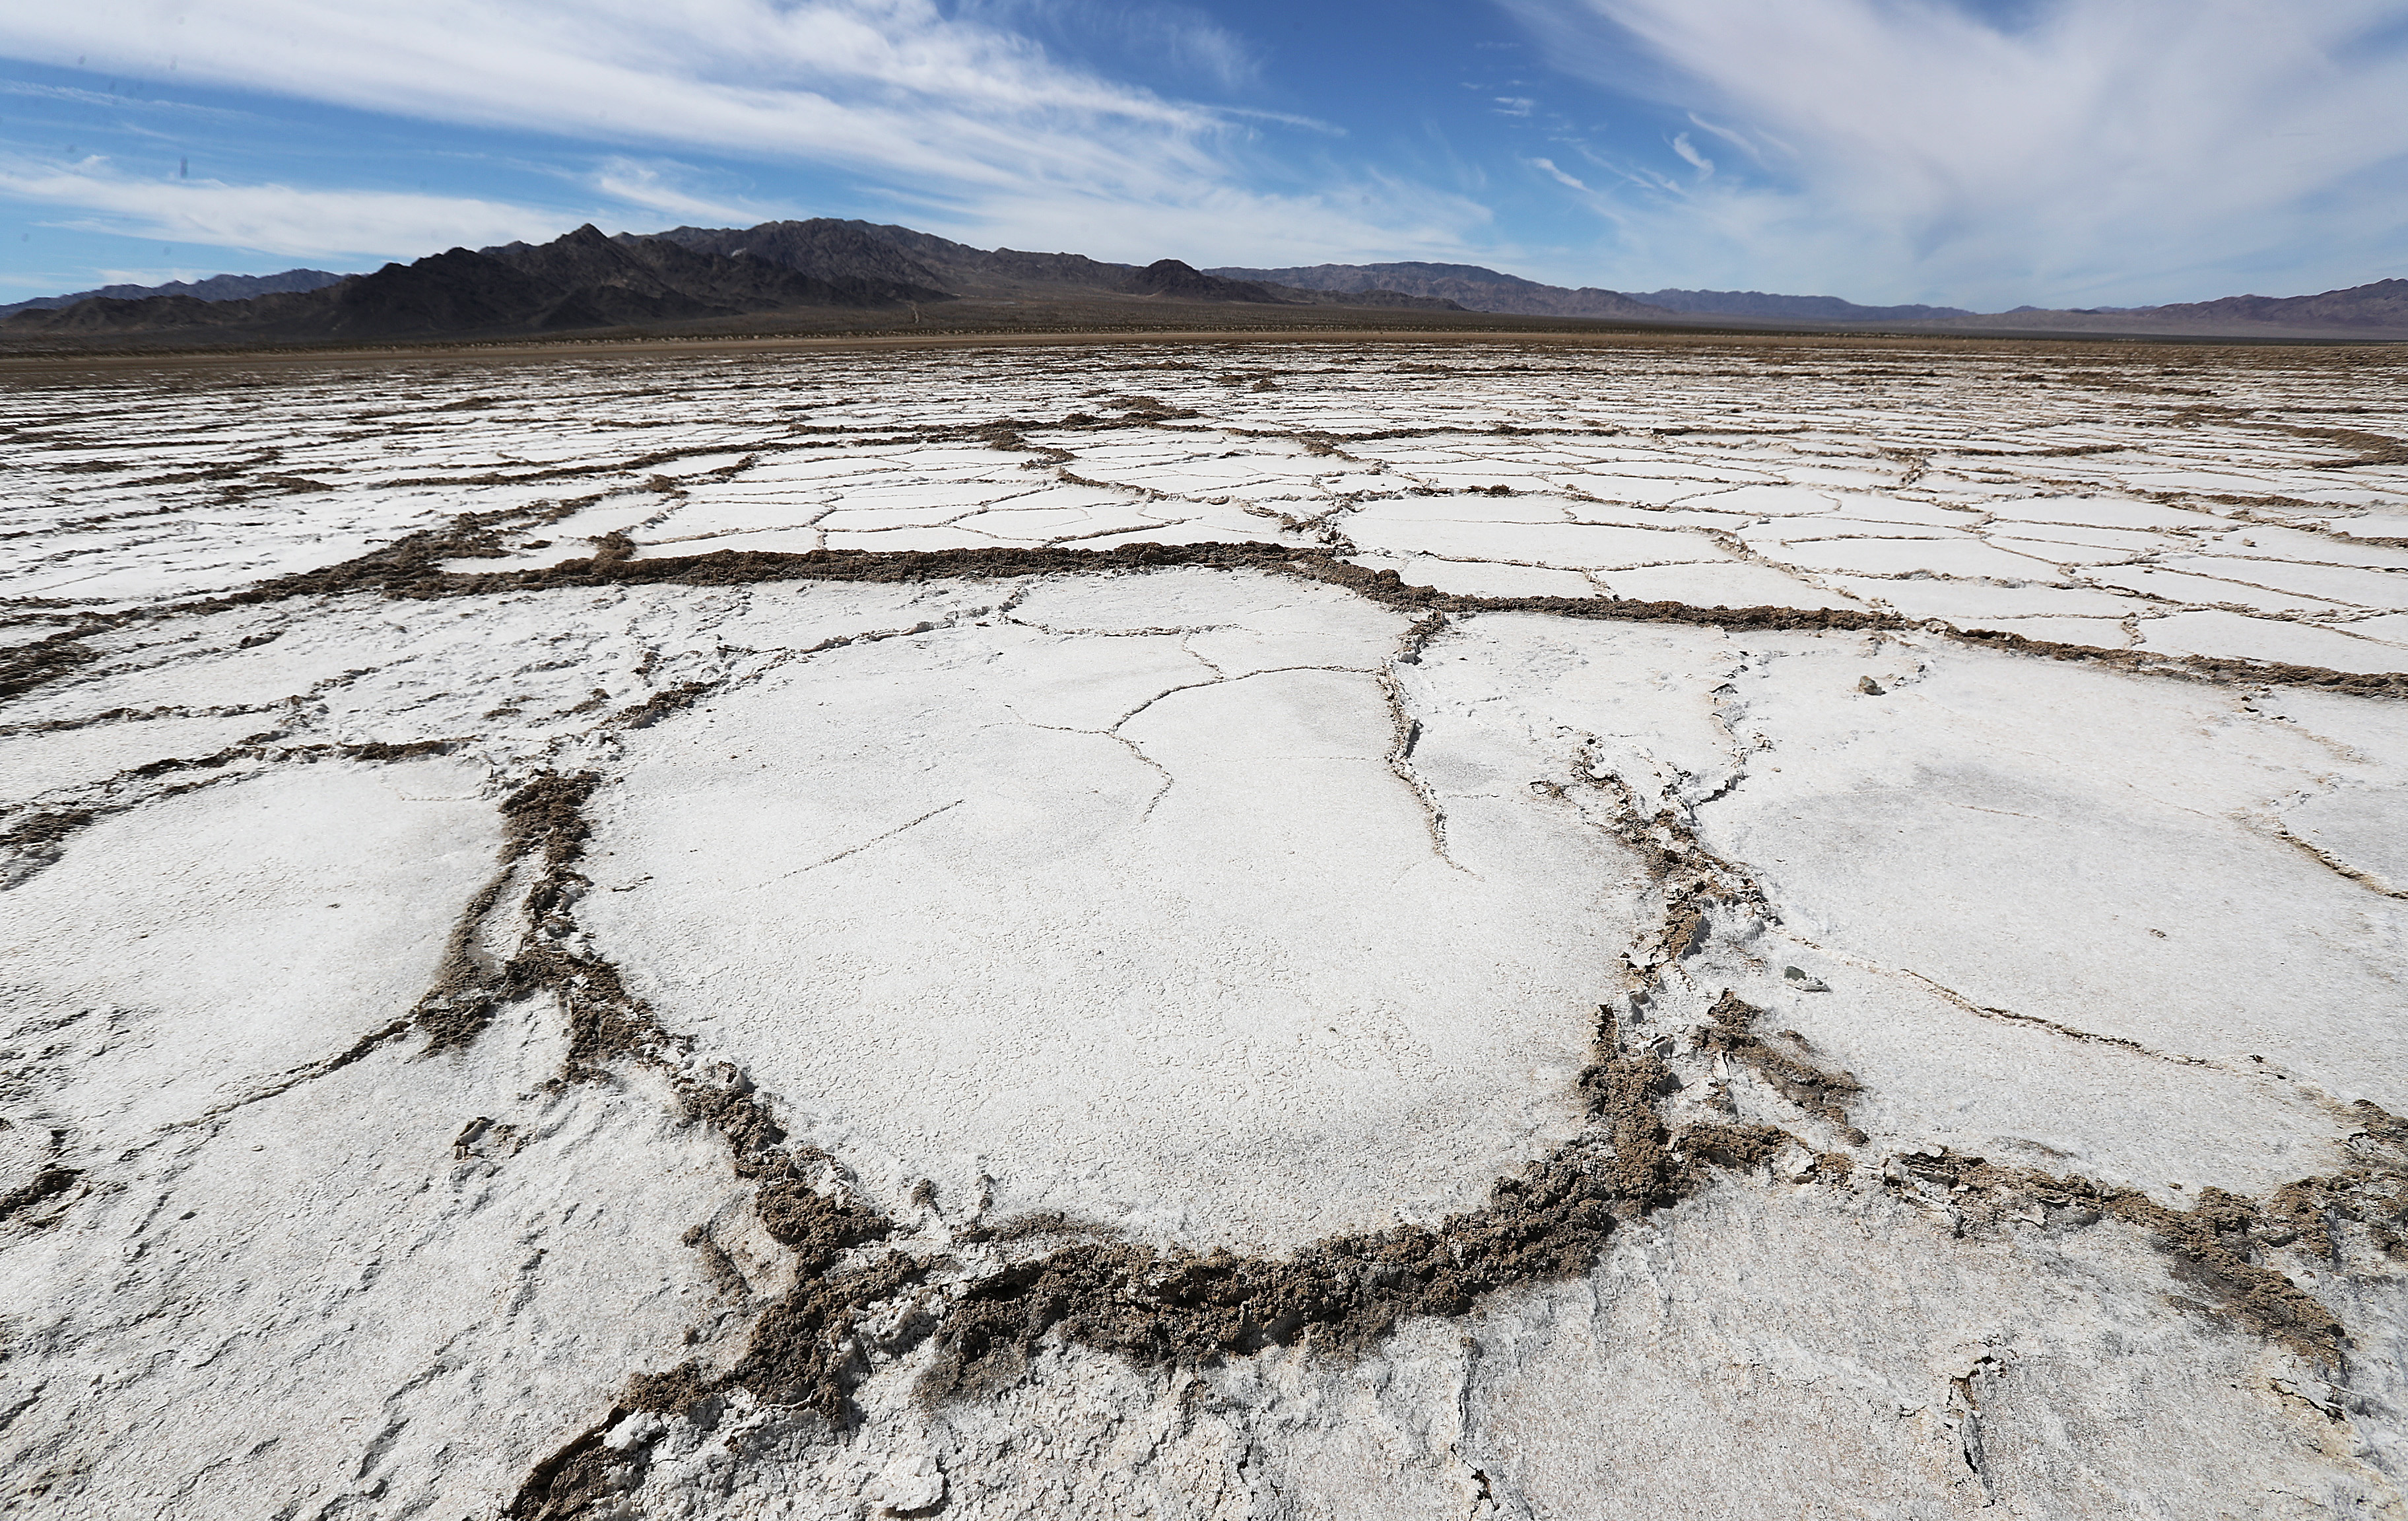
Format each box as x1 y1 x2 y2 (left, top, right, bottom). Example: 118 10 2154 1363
1923 279 2408 336
1632 287 1974 321
1207 262 1671 320
1209 263 1980 322
0 269 348 319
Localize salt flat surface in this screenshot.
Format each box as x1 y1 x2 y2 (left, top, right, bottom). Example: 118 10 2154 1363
5 338 2407 1518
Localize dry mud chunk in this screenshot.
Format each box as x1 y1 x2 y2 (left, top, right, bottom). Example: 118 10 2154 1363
582 572 1648 1249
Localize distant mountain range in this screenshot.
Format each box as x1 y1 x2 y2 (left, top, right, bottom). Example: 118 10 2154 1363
3 219 2401 343
1 220 1462 342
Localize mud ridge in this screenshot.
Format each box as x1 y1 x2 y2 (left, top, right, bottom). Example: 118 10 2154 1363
376 535 2408 700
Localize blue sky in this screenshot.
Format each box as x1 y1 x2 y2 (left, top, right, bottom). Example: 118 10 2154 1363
3 0 2405 310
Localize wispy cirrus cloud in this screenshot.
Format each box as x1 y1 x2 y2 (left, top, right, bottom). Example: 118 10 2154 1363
1529 156 1591 192
0 157 566 258
1506 0 2408 306
581 158 792 230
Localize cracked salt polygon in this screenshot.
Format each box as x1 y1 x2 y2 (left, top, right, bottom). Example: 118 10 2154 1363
0 714 275 805
0 992 735 1518
1994 523 2195 555
1817 576 2138 624
1820 497 2000 530
2 759 496 1146
1982 535 2159 568
1982 496 2224 534
2158 555 2408 611
1344 553 1598 599
578 572 1646 1249
1444 1181 2363 1515
2202 525 2408 569
1075 520 1289 549
1343 514 1732 571
1959 615 2137 647
1739 517 1958 547
1701 636 2408 1116
2347 612 2408 646
1558 498 1751 530
1683 483 1847 516
1590 560 1863 611
2136 609 2408 674
1557 473 1782 508
2339 512 2408 541
1421 616 2378 1197
2082 563 2345 615
2283 785 2408 896
633 526 828 557
1762 535 2069 583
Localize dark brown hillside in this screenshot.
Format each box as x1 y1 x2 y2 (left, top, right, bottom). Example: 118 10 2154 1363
650 222 1456 308
630 220 956 296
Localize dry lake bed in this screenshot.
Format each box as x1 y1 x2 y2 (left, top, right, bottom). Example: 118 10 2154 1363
4 335 2407 1518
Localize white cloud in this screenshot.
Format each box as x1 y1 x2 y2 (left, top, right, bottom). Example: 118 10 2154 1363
0 0 1479 267
0 158 567 259
1530 156 1592 191
956 0 1263 93
583 158 786 228
1506 0 2408 306
1684 113 1762 164
1668 132 1712 177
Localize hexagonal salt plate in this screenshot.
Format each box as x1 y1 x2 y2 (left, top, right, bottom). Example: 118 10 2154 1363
580 570 1651 1250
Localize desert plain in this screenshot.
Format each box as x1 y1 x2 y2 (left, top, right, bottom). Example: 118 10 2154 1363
3 331 2407 1518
